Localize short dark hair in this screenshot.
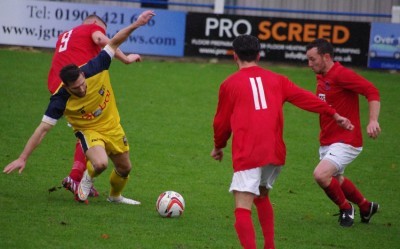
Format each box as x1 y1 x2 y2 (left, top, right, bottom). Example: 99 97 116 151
306 38 334 57
59 64 81 86
232 35 260 62
84 14 107 28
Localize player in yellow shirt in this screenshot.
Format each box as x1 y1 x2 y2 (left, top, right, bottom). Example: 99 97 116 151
3 10 155 205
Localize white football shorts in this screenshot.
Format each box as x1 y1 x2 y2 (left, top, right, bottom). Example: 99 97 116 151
229 165 282 196
319 142 362 175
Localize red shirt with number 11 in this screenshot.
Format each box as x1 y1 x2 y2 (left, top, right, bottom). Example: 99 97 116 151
213 66 337 172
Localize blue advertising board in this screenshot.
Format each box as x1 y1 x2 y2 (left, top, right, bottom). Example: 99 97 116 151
0 0 186 57
368 22 400 69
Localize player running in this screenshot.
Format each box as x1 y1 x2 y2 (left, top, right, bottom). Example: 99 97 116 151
306 38 381 227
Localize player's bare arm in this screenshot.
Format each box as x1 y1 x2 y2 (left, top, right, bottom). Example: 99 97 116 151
92 31 141 64
3 122 53 174
108 10 155 51
367 100 381 139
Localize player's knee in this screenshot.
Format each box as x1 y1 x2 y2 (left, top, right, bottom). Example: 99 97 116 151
92 160 108 172
313 169 330 187
115 163 131 177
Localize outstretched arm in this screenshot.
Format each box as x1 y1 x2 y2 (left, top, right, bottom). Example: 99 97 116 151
92 31 142 64
108 10 155 52
3 122 53 174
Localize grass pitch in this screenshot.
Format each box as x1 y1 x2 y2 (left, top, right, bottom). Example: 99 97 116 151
0 48 399 248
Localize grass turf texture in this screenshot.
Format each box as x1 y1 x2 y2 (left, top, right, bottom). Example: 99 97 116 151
0 48 399 249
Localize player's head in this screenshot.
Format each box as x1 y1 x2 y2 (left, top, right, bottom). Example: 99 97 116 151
306 38 334 57
232 35 260 62
83 14 107 29
306 39 334 75
59 64 87 97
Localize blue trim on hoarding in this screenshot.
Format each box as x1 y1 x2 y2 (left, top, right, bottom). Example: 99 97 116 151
116 0 391 18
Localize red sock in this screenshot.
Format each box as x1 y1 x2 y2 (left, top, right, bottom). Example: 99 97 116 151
323 177 351 210
234 208 256 249
69 141 87 181
254 196 275 249
341 177 369 213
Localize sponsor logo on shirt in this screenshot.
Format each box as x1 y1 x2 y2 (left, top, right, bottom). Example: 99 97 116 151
81 89 111 119
318 93 326 102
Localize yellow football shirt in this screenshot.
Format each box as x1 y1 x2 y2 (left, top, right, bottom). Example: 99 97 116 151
42 47 120 133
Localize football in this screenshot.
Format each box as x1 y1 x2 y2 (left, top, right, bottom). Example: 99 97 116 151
156 191 185 218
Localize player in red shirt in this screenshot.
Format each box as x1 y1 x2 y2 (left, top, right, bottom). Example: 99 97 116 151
49 14 142 197
306 38 381 227
210 35 354 249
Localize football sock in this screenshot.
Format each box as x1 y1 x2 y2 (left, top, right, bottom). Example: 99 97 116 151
323 177 351 210
109 169 129 197
86 161 101 178
254 196 275 249
234 208 256 249
69 162 86 182
69 141 87 181
340 177 370 213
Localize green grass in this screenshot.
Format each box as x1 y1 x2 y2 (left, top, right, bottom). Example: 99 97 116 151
0 48 399 249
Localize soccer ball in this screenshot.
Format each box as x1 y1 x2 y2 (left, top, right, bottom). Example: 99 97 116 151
156 191 185 218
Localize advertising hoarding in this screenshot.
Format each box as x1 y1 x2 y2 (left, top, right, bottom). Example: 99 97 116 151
185 12 371 66
368 22 400 69
0 0 186 57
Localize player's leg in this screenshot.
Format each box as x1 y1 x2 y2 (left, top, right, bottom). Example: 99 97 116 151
234 191 257 249
230 168 263 249
102 126 139 205
339 175 379 223
329 145 380 223
86 145 109 175
314 159 350 208
70 140 86 181
74 130 108 202
254 165 281 249
76 145 109 202
62 141 99 197
254 188 274 249
107 152 140 205
109 151 131 197
314 143 359 227
314 159 354 227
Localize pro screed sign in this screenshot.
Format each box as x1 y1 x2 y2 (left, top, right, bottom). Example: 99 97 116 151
185 12 370 66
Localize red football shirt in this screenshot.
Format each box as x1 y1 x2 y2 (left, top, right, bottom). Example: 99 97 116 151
47 23 106 93
213 66 336 172
316 62 380 147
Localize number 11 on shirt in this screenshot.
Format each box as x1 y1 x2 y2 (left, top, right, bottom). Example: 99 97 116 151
249 77 267 110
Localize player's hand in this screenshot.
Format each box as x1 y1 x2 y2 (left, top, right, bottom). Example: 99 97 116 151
333 113 354 131
367 120 381 139
3 158 27 174
125 54 142 63
136 10 155 26
211 148 224 162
